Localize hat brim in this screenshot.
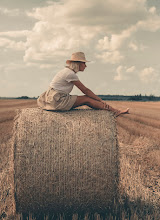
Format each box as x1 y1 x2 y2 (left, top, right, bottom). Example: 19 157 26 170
66 59 90 64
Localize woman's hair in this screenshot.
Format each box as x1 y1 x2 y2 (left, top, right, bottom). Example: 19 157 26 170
66 61 81 73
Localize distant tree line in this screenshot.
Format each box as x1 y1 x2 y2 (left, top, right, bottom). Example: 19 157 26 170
1 94 160 101
99 94 160 101
128 94 160 101
17 96 29 99
16 96 37 99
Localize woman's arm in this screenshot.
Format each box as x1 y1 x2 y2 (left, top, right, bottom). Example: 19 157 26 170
72 80 103 102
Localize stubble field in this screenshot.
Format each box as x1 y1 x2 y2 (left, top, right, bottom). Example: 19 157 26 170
0 99 160 219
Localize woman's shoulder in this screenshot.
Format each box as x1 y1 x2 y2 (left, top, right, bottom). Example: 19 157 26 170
59 67 75 76
64 67 75 73
54 68 75 80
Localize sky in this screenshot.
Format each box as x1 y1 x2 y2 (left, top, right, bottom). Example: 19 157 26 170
0 0 160 97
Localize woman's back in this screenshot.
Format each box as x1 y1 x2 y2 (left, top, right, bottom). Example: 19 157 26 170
50 67 79 93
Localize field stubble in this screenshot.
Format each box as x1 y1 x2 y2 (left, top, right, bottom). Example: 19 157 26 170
0 99 160 219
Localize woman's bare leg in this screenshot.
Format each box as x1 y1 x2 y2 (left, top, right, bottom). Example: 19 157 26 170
72 95 107 109
72 95 129 116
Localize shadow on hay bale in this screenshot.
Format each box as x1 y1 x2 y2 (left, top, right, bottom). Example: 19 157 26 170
13 108 119 214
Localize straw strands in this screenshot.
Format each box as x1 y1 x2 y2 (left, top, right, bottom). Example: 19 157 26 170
13 108 119 213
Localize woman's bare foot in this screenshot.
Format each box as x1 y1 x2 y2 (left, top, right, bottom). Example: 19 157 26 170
115 108 129 117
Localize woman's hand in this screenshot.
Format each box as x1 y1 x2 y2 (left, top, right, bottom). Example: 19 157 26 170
72 81 110 110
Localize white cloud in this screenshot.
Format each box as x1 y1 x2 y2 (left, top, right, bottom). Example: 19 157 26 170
0 30 30 38
0 31 29 52
4 63 27 72
114 65 135 80
137 15 160 32
26 62 55 69
23 19 100 64
27 0 148 31
96 12 160 55
96 51 124 64
24 0 156 66
139 67 159 83
0 7 20 16
96 28 134 63
114 66 124 81
126 66 135 73
0 0 148 67
128 42 138 51
97 26 136 51
128 41 147 51
149 7 156 14
0 37 27 51
96 6 160 62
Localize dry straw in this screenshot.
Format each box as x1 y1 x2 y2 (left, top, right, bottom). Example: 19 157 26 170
13 108 119 213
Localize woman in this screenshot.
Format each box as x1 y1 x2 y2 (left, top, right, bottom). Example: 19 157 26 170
37 52 129 117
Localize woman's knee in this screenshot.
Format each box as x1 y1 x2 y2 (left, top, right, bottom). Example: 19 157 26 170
72 95 89 107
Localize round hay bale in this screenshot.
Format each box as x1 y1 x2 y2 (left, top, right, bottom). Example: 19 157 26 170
13 108 119 213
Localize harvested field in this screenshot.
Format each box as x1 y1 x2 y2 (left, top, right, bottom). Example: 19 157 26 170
0 99 160 219
0 100 36 144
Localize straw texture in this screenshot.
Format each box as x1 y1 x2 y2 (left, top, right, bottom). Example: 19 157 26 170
13 108 119 213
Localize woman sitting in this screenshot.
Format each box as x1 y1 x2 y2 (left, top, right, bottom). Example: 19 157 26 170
37 52 129 117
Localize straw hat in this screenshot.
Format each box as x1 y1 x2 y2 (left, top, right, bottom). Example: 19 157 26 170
66 52 90 64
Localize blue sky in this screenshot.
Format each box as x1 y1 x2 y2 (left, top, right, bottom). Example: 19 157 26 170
0 0 160 97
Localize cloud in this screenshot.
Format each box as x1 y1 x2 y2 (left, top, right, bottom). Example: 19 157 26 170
96 5 160 62
128 41 147 51
3 62 27 72
0 30 30 38
96 25 138 63
96 51 124 64
114 65 135 80
149 7 156 14
139 67 159 83
27 0 148 31
0 30 30 52
97 26 137 52
96 12 160 54
23 19 100 65
136 15 160 32
126 66 135 73
0 37 27 51
23 0 150 65
129 42 138 51
26 62 55 69
17 0 160 66
0 7 20 16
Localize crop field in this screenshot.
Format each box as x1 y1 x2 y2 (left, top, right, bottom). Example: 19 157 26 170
0 99 160 219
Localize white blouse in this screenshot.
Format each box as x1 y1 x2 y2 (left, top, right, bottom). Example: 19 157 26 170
50 68 79 93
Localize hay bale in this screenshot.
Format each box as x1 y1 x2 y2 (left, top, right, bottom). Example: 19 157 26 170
13 108 119 213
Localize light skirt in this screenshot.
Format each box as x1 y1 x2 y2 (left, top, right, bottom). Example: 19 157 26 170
37 87 77 111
